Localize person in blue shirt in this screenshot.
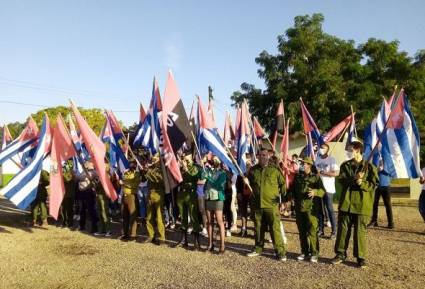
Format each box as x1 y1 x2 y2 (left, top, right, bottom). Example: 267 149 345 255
368 158 394 229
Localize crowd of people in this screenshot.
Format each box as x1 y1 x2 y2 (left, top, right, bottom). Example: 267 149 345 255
28 138 425 269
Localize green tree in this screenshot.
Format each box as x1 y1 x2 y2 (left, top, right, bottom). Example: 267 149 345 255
3 106 107 137
232 14 425 138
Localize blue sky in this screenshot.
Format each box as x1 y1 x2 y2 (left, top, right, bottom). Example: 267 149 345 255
1 0 424 130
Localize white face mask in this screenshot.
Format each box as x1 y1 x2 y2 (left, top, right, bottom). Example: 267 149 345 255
346 151 354 159
319 149 327 156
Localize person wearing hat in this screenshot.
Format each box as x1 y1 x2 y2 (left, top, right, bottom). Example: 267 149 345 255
331 138 378 268
174 154 203 250
143 154 166 245
291 157 326 263
119 160 141 241
246 147 287 262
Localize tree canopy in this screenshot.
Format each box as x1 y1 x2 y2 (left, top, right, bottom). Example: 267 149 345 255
231 14 425 137
1 106 107 139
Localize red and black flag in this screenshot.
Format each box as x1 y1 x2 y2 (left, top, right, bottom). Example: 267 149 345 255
272 100 285 150
162 70 193 154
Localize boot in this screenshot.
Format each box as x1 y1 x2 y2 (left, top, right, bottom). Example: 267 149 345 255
193 232 201 251
174 229 188 248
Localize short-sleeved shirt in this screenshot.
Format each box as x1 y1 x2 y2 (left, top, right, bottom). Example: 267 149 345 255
315 155 339 193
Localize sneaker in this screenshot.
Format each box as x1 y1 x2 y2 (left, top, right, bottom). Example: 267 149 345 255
230 225 238 233
267 238 273 243
201 228 208 237
93 232 105 236
330 233 336 240
105 231 112 237
331 254 345 265
187 227 193 234
279 255 287 262
326 221 331 228
357 258 367 268
247 251 260 257
169 223 176 229
310 255 319 263
226 230 231 237
297 254 306 261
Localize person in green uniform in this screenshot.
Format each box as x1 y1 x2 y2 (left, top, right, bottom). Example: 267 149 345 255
94 169 113 237
61 161 76 229
31 169 50 227
119 160 141 241
331 139 378 268
174 154 202 250
291 157 325 263
246 148 287 261
143 154 166 245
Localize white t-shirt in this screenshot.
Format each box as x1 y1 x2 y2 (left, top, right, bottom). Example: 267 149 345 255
315 155 339 194
422 168 425 190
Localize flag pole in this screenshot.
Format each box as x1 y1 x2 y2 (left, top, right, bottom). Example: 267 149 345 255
216 132 253 192
350 105 357 137
190 131 204 170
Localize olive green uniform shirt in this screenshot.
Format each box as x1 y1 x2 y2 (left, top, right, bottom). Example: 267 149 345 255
180 164 202 195
290 172 325 214
143 164 165 194
121 170 142 196
338 159 379 216
248 164 286 209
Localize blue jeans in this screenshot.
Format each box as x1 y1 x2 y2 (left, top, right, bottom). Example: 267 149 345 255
137 186 149 219
318 192 336 234
419 190 425 222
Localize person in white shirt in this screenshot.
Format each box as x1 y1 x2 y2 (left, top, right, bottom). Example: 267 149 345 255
314 143 339 239
419 167 425 223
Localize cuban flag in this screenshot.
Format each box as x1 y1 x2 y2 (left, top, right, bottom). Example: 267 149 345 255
380 90 421 178
0 115 52 210
197 96 238 175
344 109 357 150
0 118 39 164
364 98 390 166
133 78 162 155
100 114 129 175
105 110 124 140
236 101 250 174
300 98 323 159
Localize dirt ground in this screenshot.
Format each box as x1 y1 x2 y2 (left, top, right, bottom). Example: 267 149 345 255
0 197 424 289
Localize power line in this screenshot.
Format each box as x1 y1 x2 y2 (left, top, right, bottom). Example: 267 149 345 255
0 100 138 112
0 76 137 101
